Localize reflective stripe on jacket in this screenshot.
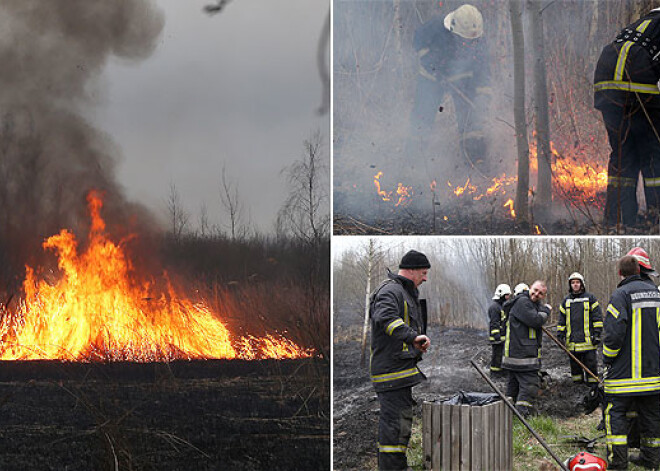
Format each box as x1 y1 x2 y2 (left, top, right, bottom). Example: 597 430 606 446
502 292 549 371
558 291 603 352
488 300 505 344
370 271 427 393
603 274 660 396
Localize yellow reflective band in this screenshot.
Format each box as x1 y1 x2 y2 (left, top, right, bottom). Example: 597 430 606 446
371 367 420 383
606 435 628 445
592 301 600 310
402 302 409 352
607 175 638 187
595 80 660 94
633 308 641 379
615 41 634 81
587 377 599 383
491 329 500 334
583 301 591 345
490 366 502 371
642 437 660 447
593 321 603 328
559 305 566 314
446 71 473 82
557 325 566 332
603 344 620 357
605 382 660 395
572 375 583 381
645 177 660 187
637 19 652 33
607 304 620 319
627 411 639 418
418 65 437 82
516 401 533 408
378 444 407 453
386 318 404 336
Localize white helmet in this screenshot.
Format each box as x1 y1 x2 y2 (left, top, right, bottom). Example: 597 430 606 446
513 283 529 296
492 283 512 300
568 272 585 284
444 4 484 39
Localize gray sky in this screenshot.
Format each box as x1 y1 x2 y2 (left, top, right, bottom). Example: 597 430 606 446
92 0 329 233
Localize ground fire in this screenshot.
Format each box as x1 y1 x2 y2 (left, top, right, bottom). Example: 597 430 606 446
0 191 311 362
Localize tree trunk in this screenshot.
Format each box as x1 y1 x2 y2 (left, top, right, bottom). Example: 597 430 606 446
529 0 553 220
360 239 375 367
509 0 529 224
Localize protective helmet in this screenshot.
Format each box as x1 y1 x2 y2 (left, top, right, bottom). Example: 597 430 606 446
627 247 659 276
566 451 607 471
443 4 484 39
513 283 529 296
492 284 512 300
568 272 585 291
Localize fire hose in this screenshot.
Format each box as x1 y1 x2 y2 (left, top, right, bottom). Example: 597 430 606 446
541 325 602 386
470 359 570 471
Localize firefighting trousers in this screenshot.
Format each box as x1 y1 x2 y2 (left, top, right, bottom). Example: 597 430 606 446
408 76 487 165
605 393 660 468
490 343 504 372
376 387 414 471
599 102 660 226
569 349 599 384
506 370 539 416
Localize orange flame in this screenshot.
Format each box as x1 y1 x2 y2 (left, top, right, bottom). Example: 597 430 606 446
374 171 413 207
0 192 311 362
504 198 516 218
535 225 541 235
374 171 392 202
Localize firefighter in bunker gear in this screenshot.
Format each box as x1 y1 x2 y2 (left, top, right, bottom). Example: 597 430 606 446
501 281 550 417
407 4 492 171
489 283 511 375
557 272 603 385
594 8 660 227
602 251 660 469
370 250 430 471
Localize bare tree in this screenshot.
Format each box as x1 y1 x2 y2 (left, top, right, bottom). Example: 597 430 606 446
219 165 246 241
529 0 552 218
277 130 329 246
166 181 190 242
198 201 210 238
510 0 530 224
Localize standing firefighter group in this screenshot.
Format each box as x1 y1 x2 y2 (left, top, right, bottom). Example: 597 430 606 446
489 247 660 470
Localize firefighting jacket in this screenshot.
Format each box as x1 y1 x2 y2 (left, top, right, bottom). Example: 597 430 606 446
501 292 549 372
413 15 491 95
594 9 660 110
603 274 660 396
369 271 427 393
558 290 603 352
488 299 506 344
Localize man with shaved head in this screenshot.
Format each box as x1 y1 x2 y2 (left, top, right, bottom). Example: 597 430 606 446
501 280 550 417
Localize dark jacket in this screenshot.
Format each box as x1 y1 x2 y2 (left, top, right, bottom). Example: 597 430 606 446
413 15 490 94
558 288 603 352
594 9 660 110
369 270 427 393
603 274 660 396
488 299 506 344
502 292 549 372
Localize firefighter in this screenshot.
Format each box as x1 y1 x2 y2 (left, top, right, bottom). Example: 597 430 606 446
557 272 603 386
407 4 492 171
602 248 660 469
369 250 431 471
488 283 511 375
501 280 550 417
594 8 660 227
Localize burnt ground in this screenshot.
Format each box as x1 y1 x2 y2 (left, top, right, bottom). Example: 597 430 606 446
0 359 329 471
333 326 600 471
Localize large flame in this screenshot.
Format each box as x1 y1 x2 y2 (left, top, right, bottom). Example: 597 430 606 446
0 192 311 362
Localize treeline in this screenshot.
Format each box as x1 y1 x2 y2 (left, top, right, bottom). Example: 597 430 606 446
334 238 660 339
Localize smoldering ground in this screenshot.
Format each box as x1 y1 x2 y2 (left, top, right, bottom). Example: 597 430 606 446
333 0 640 235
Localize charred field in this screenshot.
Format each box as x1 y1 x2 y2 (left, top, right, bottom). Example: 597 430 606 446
333 324 599 471
0 358 329 471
